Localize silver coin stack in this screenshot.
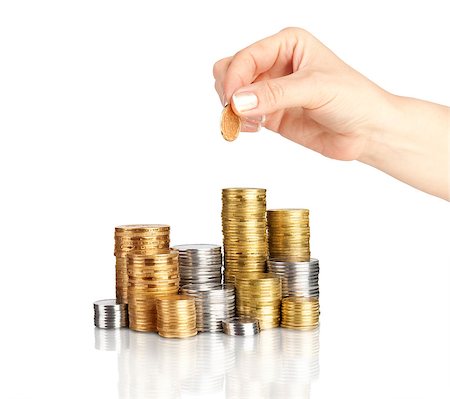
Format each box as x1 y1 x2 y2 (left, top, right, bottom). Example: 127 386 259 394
94 299 128 329
173 244 223 286
222 317 260 336
267 258 320 298
181 284 235 332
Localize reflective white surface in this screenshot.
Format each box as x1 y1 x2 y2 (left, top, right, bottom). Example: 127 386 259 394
95 327 320 399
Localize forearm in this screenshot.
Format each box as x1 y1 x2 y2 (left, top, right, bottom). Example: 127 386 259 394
359 93 450 200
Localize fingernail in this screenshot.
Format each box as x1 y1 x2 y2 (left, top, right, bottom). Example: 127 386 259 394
232 92 258 113
242 118 261 132
246 115 266 126
221 92 227 107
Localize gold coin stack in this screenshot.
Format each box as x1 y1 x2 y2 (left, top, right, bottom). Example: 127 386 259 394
267 209 310 261
156 295 197 338
114 224 170 304
127 250 180 332
235 273 282 329
222 188 267 282
281 297 320 330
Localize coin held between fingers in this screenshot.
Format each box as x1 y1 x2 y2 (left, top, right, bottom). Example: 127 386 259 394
221 104 241 142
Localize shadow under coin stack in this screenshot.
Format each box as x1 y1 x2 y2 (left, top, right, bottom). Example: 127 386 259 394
181 283 235 332
222 188 267 282
127 250 180 332
235 273 282 329
267 209 320 330
173 244 223 286
114 224 170 304
156 295 197 338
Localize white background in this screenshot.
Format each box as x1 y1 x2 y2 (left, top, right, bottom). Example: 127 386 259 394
0 1 449 398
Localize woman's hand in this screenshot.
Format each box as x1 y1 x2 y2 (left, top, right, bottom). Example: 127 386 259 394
213 28 449 200
213 27 391 161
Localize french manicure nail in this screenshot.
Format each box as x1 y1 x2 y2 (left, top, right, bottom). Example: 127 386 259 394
221 92 227 107
232 92 258 113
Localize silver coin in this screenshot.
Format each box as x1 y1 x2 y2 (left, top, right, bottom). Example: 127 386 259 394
222 317 260 336
93 299 128 329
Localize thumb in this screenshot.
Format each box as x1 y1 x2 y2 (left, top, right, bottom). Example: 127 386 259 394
231 72 316 117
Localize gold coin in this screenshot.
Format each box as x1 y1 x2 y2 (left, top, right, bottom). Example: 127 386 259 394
220 104 241 142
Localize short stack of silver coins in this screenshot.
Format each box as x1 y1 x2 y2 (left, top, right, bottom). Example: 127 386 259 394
181 284 235 332
173 244 223 286
94 299 128 329
222 317 260 336
267 258 320 298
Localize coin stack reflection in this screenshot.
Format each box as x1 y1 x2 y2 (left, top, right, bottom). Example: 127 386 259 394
156 295 197 338
226 328 281 398
281 297 320 330
222 188 267 282
173 244 223 286
181 284 235 332
114 224 170 304
235 273 282 329
127 250 179 332
267 209 310 261
268 258 320 298
181 333 233 394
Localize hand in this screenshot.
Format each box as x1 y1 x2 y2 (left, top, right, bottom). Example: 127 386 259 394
213 27 391 161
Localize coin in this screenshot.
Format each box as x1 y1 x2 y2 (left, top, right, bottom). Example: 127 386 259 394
234 273 282 329
181 284 235 332
267 209 311 262
173 244 223 286
93 299 128 329
221 104 241 142
127 250 180 332
156 295 197 338
268 258 320 298
281 297 320 330
114 224 171 304
222 317 260 336
222 188 267 281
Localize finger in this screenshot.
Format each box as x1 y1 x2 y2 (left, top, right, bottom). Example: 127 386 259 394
213 57 232 105
222 28 303 102
231 70 323 118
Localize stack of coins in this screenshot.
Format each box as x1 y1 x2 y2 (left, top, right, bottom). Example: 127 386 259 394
281 297 320 330
267 209 310 261
127 250 179 332
222 317 260 336
222 188 267 282
235 273 282 329
156 295 197 338
93 299 128 329
267 258 319 298
173 244 223 286
181 283 235 332
114 224 170 303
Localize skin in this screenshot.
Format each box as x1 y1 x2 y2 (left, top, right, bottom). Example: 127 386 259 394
213 28 450 201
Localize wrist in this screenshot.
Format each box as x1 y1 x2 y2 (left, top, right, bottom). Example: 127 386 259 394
357 92 411 166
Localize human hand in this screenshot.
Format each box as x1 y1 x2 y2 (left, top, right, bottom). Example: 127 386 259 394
213 27 391 161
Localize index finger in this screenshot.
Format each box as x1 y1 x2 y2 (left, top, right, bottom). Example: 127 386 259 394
222 29 300 102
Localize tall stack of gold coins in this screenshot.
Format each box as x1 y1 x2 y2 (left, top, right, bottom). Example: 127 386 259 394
114 224 170 304
281 297 320 330
127 250 180 332
267 209 310 261
235 273 282 329
222 188 267 282
156 295 197 338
